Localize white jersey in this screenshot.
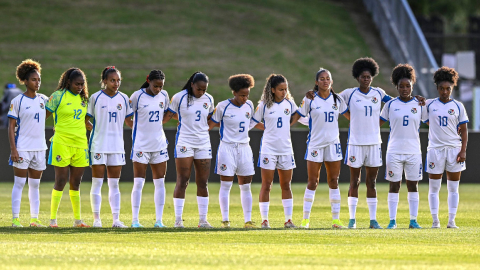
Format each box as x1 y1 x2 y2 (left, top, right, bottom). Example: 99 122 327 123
380 97 425 154
297 92 348 149
253 99 298 155
169 89 214 148
423 98 469 150
87 90 133 154
211 99 254 144
130 89 170 154
7 93 48 151
339 87 392 145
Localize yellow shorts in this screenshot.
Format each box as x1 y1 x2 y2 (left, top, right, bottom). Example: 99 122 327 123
48 141 89 167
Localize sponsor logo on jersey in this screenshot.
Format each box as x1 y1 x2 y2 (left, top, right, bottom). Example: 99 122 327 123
81 101 86 107
315 107 321 110
159 102 164 109
101 106 107 109
203 103 209 109
40 103 45 109
269 111 275 114
117 104 122 110
429 162 435 169
311 150 318 157
179 146 187 153
136 152 143 158
433 109 438 112
9 104 13 111
332 104 338 110
26 106 31 110
349 156 356 163
94 153 102 160
284 108 290 115
394 108 400 111
17 157 24 163
371 97 378 104
411 108 417 114
356 100 362 102
56 155 62 162
263 157 269 164
67 103 72 105
245 112 250 119
220 164 227 171
388 171 394 177
448 109 455 115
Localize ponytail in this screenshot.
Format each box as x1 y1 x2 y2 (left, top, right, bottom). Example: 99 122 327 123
181 71 209 107
141 69 165 89
314 68 337 105
100 66 120 89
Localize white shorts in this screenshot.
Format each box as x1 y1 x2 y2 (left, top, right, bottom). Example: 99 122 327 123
344 144 382 168
175 145 212 159
426 147 466 174
132 149 169 164
91 153 126 166
215 142 255 176
258 154 296 170
385 153 423 182
305 140 342 163
9 150 46 171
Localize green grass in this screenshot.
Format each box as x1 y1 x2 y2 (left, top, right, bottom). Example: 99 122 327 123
0 182 479 269
0 0 394 128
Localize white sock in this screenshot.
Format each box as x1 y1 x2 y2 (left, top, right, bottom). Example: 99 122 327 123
108 178 121 221
153 178 166 223
366 198 378 221
219 181 233 221
173 198 185 221
348 197 358 220
197 196 209 222
303 188 316 219
239 183 253 222
447 180 459 222
329 188 341 220
387 193 399 220
90 177 103 220
259 202 270 221
429 179 441 221
282 198 293 222
131 178 145 222
408 192 419 220
12 176 26 219
28 178 41 219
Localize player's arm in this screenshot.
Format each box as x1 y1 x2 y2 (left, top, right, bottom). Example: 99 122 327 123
290 112 300 125
379 119 386 126
85 116 93 131
8 118 19 162
124 117 133 129
253 122 265 130
208 119 219 130
46 111 52 119
163 110 175 124
305 89 315 100
342 111 350 121
457 123 468 162
414 95 426 106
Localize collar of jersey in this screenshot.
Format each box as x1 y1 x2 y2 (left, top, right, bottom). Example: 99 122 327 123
437 97 453 104
141 88 157 97
21 93 38 100
66 89 79 96
101 90 120 99
357 87 372 95
396 96 415 103
315 91 331 100
274 98 285 104
228 99 244 108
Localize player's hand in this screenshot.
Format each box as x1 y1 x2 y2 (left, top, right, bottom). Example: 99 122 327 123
456 150 466 163
457 126 462 136
10 149 19 163
305 90 315 100
415 95 426 106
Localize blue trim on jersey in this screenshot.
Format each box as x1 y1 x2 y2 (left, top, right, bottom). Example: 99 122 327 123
219 103 231 140
93 92 102 106
100 90 119 99
167 108 176 114
126 112 134 118
251 118 260 123
46 107 54 113
358 87 372 95
296 110 306 117
210 118 219 124
424 152 428 172
86 113 93 118
246 101 253 111
141 88 155 98
214 144 220 174
343 143 349 165
8 115 18 120
14 95 26 146
66 89 78 96
257 136 263 167
21 93 38 100
48 143 53 165
340 108 348 115
131 111 139 159
228 99 244 108
396 97 415 103
161 92 167 97
119 92 130 116
458 120 469 125
380 116 388 122
347 89 357 106
88 118 96 165
174 93 188 157
437 98 454 105
315 92 331 100
274 98 285 104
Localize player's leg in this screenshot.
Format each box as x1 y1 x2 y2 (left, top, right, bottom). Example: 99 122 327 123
259 167 274 228
406 180 421 228
345 145 364 229
325 160 344 228
278 168 295 228
238 175 254 228
90 164 105 227
106 164 124 228
11 167 28 227
302 160 321 228
50 166 69 227
69 166 88 227
193 157 212 228
216 143 235 228
132 161 148 228
27 167 44 227
219 176 234 228
426 148 445 228
446 171 461 228
173 156 194 228
365 166 381 228
151 160 167 228
385 153 403 229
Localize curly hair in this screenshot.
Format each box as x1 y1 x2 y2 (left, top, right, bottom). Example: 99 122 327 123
56 68 89 102
391 64 416 86
181 71 209 107
433 66 459 86
100 66 121 89
16 59 41 84
259 74 294 108
352 57 379 79
140 69 165 89
228 74 255 92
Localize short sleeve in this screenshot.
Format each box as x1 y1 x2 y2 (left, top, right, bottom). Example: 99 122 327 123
290 100 298 116
7 97 19 120
124 93 133 117
211 102 224 124
252 101 265 123
162 91 170 112
338 96 348 114
87 95 95 118
208 94 215 115
338 88 354 107
296 97 309 117
376 88 392 103
129 91 138 113
168 92 182 114
46 91 64 113
423 99 433 123
458 102 469 125
380 100 390 122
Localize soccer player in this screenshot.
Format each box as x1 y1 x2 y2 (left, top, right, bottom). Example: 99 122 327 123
86 66 133 228
252 74 299 228
208 74 257 228
164 72 214 228
46 68 91 228
8 59 47 227
380 64 424 229
294 68 349 229
129 70 170 228
423 67 468 229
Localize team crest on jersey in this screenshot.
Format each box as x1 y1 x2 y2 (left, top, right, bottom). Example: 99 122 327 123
311 151 318 157
17 157 24 163
263 157 269 164
56 155 62 162
245 112 250 119
448 109 455 115
179 146 187 153
117 104 122 110
332 104 338 110
9 104 13 111
371 97 378 104
349 156 356 163
40 103 44 109
159 102 164 109
203 103 209 109
429 162 435 169
284 108 290 115
411 108 417 114
94 153 102 160
136 152 143 158
388 171 394 177
220 164 227 171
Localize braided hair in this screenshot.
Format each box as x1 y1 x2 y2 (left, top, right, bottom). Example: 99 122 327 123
140 70 165 89
259 74 294 108
56 68 89 102
100 66 121 89
314 68 338 105
181 72 209 107
16 59 41 84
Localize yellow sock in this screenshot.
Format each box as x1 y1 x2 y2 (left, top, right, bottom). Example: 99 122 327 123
69 190 81 220
50 189 63 220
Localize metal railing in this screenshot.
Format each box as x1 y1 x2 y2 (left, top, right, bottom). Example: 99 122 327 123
363 0 439 98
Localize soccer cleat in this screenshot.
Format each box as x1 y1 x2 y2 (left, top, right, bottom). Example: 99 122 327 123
409 220 422 229
244 221 257 229
300 219 310 229
369 220 383 229
284 219 296 228
73 220 91 228
92 219 102 228
386 220 397 229
131 221 144 228
332 219 346 229
348 219 356 229
112 220 128 228
198 220 213 229
49 219 58 228
447 221 459 229
221 221 231 228
174 220 184 228
12 218 23 227
29 218 46 227
431 220 441 229
154 221 166 228
261 220 271 229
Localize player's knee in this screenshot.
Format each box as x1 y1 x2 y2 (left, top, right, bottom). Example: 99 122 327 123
366 180 376 191
306 180 318 190
389 183 400 193
280 182 291 191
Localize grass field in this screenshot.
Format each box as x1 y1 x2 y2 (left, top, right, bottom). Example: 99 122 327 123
0 182 479 269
